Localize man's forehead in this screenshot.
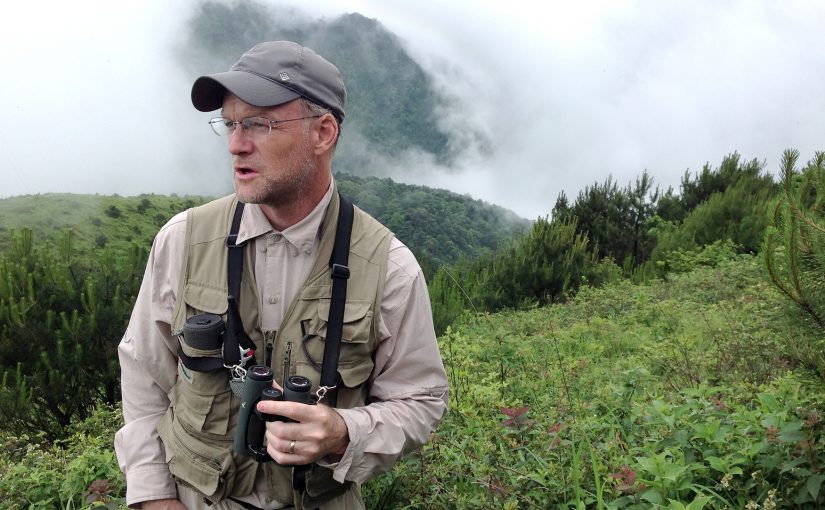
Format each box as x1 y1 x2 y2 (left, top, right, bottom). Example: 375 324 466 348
221 94 300 117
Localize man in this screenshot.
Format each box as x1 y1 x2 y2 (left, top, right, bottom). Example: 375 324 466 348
115 41 448 510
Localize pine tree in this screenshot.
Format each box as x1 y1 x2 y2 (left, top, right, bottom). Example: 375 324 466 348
427 266 469 335
0 229 145 439
764 150 825 327
467 217 599 310
558 172 657 269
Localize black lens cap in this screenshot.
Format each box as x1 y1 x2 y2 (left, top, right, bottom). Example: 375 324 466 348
247 365 273 381
285 375 311 392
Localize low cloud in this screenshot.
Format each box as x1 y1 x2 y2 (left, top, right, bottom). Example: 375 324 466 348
2 0 824 221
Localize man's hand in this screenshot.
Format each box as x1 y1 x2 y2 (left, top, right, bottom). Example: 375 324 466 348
136 499 187 510
257 399 350 465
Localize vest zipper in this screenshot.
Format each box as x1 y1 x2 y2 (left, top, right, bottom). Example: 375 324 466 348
282 341 293 386
264 331 275 368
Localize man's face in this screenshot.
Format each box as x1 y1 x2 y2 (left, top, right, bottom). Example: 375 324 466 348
221 94 317 207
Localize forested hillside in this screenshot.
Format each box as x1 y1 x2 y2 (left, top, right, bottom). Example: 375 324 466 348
0 174 526 267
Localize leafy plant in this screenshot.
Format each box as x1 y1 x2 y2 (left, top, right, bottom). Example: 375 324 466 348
0 405 126 509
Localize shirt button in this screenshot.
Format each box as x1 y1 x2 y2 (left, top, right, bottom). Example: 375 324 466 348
271 233 282 242
268 296 278 304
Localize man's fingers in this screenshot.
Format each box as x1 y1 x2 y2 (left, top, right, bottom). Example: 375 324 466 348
256 399 319 422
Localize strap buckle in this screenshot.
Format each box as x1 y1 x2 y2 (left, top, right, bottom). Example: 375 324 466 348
331 263 350 279
226 234 243 248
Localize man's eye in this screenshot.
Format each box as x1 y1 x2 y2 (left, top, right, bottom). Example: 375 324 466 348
247 119 269 130
223 120 236 129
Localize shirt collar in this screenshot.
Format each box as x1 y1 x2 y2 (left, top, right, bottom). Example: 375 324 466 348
235 181 335 253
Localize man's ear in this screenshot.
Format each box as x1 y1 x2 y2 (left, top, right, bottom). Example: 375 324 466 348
314 113 339 155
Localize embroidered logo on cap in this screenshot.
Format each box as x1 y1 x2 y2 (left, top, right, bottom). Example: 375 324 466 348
279 72 290 81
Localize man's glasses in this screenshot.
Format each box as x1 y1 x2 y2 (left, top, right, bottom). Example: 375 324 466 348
208 115 322 137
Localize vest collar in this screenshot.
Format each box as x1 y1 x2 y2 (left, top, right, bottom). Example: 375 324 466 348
234 181 335 253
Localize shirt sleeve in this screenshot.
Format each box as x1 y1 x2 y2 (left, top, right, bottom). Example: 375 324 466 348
114 213 187 506
318 237 449 484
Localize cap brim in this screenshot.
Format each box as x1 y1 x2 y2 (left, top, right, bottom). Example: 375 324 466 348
191 70 302 112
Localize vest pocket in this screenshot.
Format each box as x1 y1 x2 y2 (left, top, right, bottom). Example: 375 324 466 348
300 299 374 371
315 299 373 343
158 376 238 500
158 404 236 501
169 380 232 436
183 282 229 315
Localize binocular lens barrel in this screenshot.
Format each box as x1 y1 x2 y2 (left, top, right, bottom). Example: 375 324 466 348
283 375 312 405
234 365 273 455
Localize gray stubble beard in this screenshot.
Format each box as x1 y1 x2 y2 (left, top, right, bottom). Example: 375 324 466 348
235 135 316 208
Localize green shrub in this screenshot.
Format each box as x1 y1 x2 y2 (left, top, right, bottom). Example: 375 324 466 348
0 230 144 440
652 178 776 263
464 217 601 310
0 405 125 509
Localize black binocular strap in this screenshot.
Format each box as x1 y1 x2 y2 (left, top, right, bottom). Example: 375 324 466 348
223 195 352 381
224 201 256 366
293 194 354 493
321 194 354 395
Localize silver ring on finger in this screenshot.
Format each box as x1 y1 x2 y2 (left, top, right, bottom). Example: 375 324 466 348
288 440 296 454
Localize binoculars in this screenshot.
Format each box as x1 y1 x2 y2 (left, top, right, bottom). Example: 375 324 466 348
234 365 314 463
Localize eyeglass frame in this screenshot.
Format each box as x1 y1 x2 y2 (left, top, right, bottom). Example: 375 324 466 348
208 114 324 137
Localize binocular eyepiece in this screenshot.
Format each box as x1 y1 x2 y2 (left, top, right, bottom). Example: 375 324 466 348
233 365 314 463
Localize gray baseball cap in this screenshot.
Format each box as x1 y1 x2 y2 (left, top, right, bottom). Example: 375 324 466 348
191 41 346 123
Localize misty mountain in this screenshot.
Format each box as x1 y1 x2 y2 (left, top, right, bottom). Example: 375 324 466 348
179 1 463 177
0 175 527 268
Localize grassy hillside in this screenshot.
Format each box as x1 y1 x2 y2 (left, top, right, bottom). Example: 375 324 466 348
0 175 527 267
4 254 823 508
0 193 207 256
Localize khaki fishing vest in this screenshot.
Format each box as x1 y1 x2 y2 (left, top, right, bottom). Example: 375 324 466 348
156 192 393 509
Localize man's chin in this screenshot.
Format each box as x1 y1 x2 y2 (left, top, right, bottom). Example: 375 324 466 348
234 181 262 204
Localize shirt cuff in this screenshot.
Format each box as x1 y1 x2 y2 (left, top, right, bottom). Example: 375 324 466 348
124 464 178 507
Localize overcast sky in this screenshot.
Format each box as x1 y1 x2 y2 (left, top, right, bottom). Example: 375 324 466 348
2 0 823 219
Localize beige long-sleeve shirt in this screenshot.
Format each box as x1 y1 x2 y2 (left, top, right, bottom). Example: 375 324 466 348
115 185 449 507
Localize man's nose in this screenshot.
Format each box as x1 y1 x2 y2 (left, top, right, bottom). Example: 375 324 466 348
228 128 253 155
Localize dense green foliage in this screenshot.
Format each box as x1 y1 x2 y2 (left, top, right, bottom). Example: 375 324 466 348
0 230 144 440
764 150 825 328
553 172 656 267
461 217 616 310
667 154 774 222
6 255 822 509
551 153 779 282
652 154 778 264
0 406 125 508
367 253 825 509
179 2 457 173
